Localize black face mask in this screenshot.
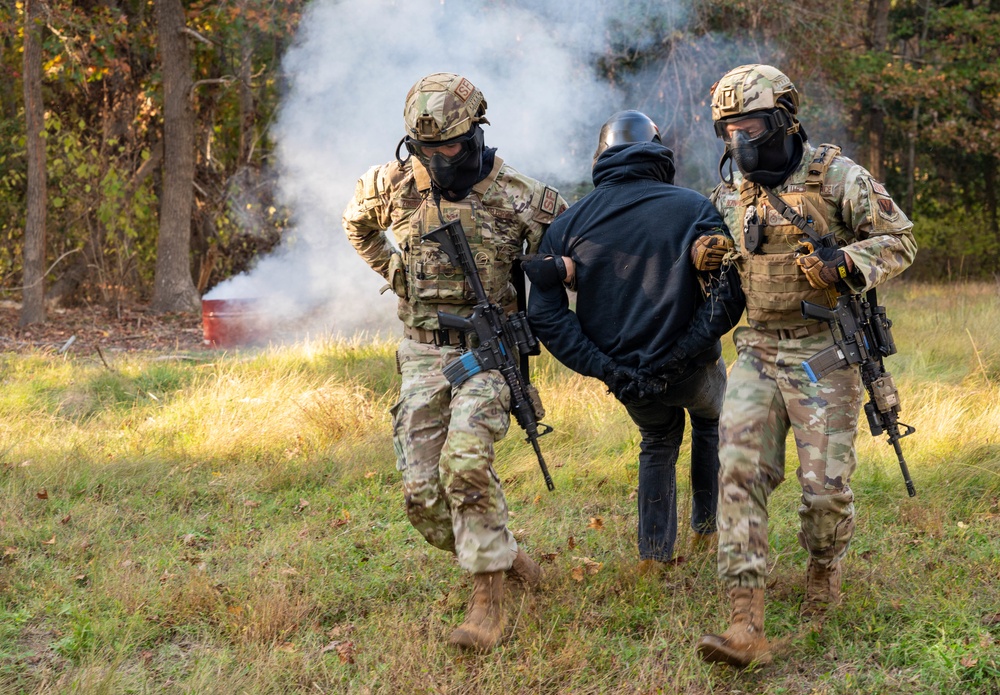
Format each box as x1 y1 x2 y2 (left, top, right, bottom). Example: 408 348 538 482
406 126 486 201
731 127 792 186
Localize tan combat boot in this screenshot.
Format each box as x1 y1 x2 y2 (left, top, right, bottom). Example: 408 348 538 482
506 548 542 590
801 558 842 617
696 587 772 667
449 571 506 651
690 531 717 554
635 558 670 577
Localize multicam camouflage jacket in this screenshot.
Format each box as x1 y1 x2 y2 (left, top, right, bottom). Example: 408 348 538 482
710 141 917 328
343 155 566 330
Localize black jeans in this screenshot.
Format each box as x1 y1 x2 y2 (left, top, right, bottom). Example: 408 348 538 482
623 358 726 562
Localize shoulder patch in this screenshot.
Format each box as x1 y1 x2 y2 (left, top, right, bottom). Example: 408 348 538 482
877 198 896 216
870 178 889 196
540 186 559 216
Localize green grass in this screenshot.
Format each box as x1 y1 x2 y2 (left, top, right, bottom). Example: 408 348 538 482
1 282 1000 693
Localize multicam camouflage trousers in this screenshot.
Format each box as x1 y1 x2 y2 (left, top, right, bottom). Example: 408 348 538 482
390 339 519 574
717 325 863 588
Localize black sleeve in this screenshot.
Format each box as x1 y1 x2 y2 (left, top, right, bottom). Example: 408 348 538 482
527 231 616 381
650 263 745 374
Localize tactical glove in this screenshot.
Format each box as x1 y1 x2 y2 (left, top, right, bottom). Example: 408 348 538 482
604 368 666 405
691 234 734 272
519 254 568 290
795 247 850 290
603 368 633 401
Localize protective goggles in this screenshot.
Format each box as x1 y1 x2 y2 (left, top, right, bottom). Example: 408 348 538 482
404 128 478 163
714 110 790 145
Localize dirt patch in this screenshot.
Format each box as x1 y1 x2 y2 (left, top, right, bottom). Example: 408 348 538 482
0 301 208 355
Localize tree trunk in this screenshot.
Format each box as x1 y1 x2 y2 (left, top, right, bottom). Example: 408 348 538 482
152 0 200 313
865 0 891 180
20 0 47 327
239 25 255 164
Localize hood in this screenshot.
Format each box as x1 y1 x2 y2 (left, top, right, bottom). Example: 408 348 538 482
592 141 676 187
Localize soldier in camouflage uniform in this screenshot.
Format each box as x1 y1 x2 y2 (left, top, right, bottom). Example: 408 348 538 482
692 64 917 667
342 73 566 652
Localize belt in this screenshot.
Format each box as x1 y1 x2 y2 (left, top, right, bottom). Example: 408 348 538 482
750 321 829 340
402 325 467 347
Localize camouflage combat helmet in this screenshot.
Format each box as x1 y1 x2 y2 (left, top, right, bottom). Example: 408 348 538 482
710 64 800 135
403 72 488 142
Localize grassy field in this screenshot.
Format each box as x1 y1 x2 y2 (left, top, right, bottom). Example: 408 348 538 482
2 281 1000 694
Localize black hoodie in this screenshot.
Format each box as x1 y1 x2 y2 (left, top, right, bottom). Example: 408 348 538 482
527 141 745 380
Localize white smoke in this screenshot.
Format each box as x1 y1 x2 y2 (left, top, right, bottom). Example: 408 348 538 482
207 0 623 339
205 0 805 342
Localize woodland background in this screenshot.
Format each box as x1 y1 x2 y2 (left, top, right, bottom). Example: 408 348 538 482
1 0 999 328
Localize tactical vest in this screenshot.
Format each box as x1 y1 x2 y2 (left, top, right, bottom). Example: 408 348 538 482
394 157 522 330
736 144 842 328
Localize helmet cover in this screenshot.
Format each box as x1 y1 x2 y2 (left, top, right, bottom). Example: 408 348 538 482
403 72 488 143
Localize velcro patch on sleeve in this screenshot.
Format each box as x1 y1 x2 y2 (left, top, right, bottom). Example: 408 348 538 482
877 198 895 216
870 178 889 196
540 186 559 215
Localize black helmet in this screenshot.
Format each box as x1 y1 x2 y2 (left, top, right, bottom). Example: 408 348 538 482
594 110 661 160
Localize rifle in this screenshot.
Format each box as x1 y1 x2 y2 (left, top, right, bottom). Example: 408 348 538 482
759 185 916 497
421 217 556 491
801 293 916 497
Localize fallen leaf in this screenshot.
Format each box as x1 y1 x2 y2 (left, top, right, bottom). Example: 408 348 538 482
280 567 300 576
571 566 585 582
533 494 541 504
961 656 978 668
587 517 604 530
244 500 261 508
3 547 18 557
958 521 969 529
981 613 1000 627
60 514 71 525
73 574 88 584
296 499 310 512
42 536 56 545
364 471 376 479
328 624 356 639
336 641 356 664
275 641 296 653
567 535 576 549
540 552 559 562
36 488 48 500
572 556 603 575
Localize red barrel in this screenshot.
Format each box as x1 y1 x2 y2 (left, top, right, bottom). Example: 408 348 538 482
201 298 263 348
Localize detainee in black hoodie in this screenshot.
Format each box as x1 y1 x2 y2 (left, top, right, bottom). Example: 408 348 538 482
527 138 745 569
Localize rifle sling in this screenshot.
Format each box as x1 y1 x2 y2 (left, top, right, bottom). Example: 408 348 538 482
760 185 827 249
511 259 531 382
